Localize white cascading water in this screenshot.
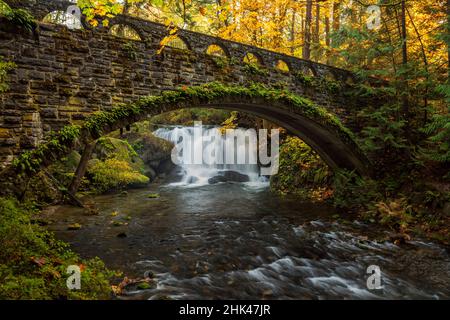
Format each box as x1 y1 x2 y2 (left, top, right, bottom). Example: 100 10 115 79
153 126 268 187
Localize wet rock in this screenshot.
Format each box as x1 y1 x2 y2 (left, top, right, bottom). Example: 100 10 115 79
262 289 273 297
208 175 227 184
208 171 250 184
388 233 411 245
147 193 160 199
67 223 82 230
125 132 173 164
144 167 157 181
23 171 61 205
222 171 250 182
137 282 152 290
157 158 176 175
123 280 156 292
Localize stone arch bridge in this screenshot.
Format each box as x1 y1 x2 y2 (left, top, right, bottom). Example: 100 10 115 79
0 0 383 186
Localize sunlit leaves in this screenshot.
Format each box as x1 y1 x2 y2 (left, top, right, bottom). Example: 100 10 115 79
77 0 125 26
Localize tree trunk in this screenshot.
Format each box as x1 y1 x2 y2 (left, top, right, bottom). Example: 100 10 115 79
303 0 313 60
332 1 340 31
325 16 330 64
291 9 296 55
406 7 429 123
400 0 409 121
314 2 320 44
448 0 450 80
68 142 96 196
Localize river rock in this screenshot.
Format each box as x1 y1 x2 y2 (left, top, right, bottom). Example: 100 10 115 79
223 170 250 182
122 132 173 164
157 158 176 175
208 171 250 184
208 175 227 184
144 167 157 181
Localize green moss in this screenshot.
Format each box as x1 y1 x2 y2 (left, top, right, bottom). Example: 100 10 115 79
294 72 343 94
294 72 315 86
87 158 149 193
212 56 229 70
122 42 137 60
12 125 81 174
0 197 118 299
147 193 159 198
242 63 269 77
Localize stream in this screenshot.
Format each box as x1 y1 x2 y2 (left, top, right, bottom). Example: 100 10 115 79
45 126 450 299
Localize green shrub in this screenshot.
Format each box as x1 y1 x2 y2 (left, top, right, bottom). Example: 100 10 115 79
270 136 332 199
0 1 36 31
294 72 314 86
0 198 118 299
331 170 382 213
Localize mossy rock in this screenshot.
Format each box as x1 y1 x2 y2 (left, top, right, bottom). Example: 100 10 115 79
147 193 160 199
67 223 82 230
137 282 152 290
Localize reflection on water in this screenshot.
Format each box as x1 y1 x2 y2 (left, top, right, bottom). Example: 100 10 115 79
46 182 450 300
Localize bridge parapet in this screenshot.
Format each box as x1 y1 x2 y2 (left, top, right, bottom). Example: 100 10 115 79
5 0 360 81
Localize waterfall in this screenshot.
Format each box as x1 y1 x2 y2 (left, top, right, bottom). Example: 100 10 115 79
153 126 268 187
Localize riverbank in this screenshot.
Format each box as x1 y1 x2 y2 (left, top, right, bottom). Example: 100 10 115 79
0 197 118 299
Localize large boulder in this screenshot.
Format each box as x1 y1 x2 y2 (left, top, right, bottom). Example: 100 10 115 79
208 170 250 184
121 132 173 164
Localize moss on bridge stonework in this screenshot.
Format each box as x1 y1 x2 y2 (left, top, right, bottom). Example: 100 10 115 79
0 83 369 197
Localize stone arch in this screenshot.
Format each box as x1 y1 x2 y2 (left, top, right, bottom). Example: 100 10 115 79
206 44 229 58
2 84 371 196
322 70 337 81
275 60 290 72
109 23 142 41
243 52 264 66
42 10 83 30
304 65 317 77
163 35 191 51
